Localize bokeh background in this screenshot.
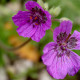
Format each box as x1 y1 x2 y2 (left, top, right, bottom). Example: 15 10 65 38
0 0 80 80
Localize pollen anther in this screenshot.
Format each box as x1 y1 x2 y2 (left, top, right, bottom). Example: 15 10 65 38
30 16 32 20
35 23 38 25
34 17 38 20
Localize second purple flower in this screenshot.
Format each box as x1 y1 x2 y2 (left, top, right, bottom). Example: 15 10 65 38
42 20 80 79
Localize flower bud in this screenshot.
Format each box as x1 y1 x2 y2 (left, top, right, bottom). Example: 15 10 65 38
49 6 61 16
37 0 44 9
44 2 48 10
60 17 73 23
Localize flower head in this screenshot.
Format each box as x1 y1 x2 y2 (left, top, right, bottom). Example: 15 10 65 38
12 1 51 42
42 20 80 79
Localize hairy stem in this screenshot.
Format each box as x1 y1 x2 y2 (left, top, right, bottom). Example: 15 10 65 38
52 19 60 22
0 38 32 52
50 27 53 32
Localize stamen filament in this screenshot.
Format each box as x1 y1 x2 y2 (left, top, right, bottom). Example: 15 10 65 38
34 17 38 20
30 16 32 20
65 34 71 43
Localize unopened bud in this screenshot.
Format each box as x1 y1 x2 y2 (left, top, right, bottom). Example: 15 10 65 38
49 6 61 16
60 17 73 23
44 2 48 10
37 0 44 9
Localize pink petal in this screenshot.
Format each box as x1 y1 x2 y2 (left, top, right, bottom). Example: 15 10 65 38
53 21 72 42
12 11 30 27
68 51 80 76
17 23 37 38
42 11 51 31
42 50 57 66
25 1 43 11
31 26 45 42
43 42 56 54
47 55 68 79
70 30 80 50
46 51 80 79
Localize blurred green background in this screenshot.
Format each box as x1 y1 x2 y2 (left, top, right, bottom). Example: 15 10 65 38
0 0 80 80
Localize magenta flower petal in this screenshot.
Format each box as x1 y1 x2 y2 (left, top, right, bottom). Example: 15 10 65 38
42 42 57 66
17 23 37 37
42 50 57 66
53 21 72 42
68 51 80 76
59 21 72 34
42 11 52 31
43 42 56 54
12 11 30 26
47 55 68 79
25 1 43 10
53 27 60 42
31 26 45 42
69 30 80 50
46 51 80 79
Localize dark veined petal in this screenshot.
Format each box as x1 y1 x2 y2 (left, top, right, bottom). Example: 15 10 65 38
12 11 31 26
46 50 80 79
68 51 80 76
53 20 72 42
42 11 52 31
25 1 43 11
31 26 45 42
43 42 56 54
42 50 57 66
69 30 80 50
42 42 57 66
47 55 68 79
17 23 37 38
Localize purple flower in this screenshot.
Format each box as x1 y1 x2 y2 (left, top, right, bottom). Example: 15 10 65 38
42 20 80 79
12 1 51 42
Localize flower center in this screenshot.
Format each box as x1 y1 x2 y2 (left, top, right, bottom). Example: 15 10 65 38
57 32 77 49
57 32 67 44
56 32 77 57
56 45 67 57
30 6 47 26
62 42 67 47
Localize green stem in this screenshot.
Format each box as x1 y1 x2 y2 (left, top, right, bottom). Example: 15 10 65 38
0 38 32 52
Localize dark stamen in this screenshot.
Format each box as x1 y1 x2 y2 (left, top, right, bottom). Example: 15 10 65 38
67 37 77 48
31 6 47 25
65 34 71 43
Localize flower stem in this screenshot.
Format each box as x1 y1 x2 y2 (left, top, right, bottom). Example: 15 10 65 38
50 27 53 32
0 38 32 52
52 19 60 22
